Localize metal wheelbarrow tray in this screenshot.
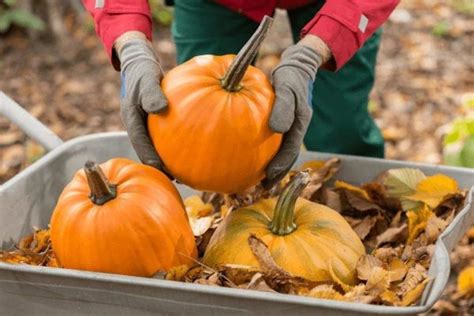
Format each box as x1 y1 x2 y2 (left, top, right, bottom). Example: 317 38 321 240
0 92 473 315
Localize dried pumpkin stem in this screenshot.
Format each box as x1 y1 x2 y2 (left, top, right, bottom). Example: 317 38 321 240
84 160 117 205
270 171 311 235
221 15 273 92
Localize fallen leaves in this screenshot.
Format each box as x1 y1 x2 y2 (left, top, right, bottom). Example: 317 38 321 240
457 266 474 298
0 159 470 310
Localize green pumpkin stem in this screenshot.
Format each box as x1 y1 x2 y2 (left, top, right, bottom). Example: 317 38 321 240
221 15 273 92
84 160 117 205
270 171 311 235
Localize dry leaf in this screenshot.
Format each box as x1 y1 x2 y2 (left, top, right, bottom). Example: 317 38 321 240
245 272 275 292
398 264 427 296
380 290 401 306
218 264 259 286
166 264 192 281
300 284 344 301
189 216 214 237
247 234 320 293
401 278 429 306
387 258 409 282
357 255 383 281
375 224 407 247
406 174 459 208
343 284 375 304
347 216 381 240
457 266 474 298
366 266 390 296
299 158 341 200
335 180 371 200
424 215 448 243
184 195 214 218
406 205 433 244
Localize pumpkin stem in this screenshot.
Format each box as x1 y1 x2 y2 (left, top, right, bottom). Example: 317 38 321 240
84 160 117 205
269 171 311 235
221 15 273 92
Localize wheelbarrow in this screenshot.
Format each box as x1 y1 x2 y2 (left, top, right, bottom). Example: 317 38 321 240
0 92 473 315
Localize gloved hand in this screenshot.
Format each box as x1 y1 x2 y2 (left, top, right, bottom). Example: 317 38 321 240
118 38 168 170
263 44 323 188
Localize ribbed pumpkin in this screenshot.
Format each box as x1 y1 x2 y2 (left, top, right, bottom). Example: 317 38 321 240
50 158 197 277
148 16 282 193
203 172 365 284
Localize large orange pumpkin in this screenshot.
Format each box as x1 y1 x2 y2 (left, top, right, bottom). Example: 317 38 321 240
202 172 365 284
50 158 197 277
148 16 282 194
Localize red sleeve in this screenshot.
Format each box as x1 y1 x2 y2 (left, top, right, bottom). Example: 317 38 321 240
301 0 400 70
82 0 153 70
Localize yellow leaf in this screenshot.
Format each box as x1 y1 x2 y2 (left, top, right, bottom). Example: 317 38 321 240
335 180 371 200
184 195 214 218
380 290 401 306
298 160 326 171
401 278 429 306
343 284 374 304
357 255 383 281
457 266 474 297
301 284 345 301
406 174 459 208
387 258 409 282
406 205 434 244
366 266 390 296
166 264 191 281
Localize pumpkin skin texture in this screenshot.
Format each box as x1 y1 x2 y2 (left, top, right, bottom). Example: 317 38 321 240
50 158 197 277
202 173 365 284
148 54 282 194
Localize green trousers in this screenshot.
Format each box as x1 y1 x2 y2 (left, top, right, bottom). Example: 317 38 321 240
171 0 385 158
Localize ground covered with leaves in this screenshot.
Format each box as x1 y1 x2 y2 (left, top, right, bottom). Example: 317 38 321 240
1 159 472 312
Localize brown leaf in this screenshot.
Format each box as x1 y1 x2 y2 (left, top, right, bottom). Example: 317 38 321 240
387 258 409 282
380 290 401 306
343 284 375 304
166 264 192 281
375 224 408 247
357 255 383 281
424 214 448 243
218 264 259 286
366 266 390 296
401 278 429 306
247 234 321 293
341 190 383 213
299 158 341 200
322 188 342 213
398 264 427 296
351 215 383 240
245 272 275 292
299 284 345 301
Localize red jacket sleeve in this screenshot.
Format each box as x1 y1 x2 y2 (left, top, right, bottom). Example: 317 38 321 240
302 0 400 70
82 0 153 70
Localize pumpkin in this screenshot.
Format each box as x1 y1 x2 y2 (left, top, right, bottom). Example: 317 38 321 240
50 158 197 277
202 172 365 284
148 16 282 193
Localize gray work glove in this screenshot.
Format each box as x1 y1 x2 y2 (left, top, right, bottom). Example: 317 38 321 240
263 45 323 188
119 39 168 170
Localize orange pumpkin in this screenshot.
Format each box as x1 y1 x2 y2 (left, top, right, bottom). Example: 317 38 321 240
148 16 282 193
50 158 197 277
203 172 365 284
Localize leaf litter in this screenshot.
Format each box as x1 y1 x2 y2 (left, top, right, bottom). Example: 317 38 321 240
0 159 471 309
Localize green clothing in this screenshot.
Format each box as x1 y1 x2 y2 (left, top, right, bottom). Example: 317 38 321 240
171 0 385 158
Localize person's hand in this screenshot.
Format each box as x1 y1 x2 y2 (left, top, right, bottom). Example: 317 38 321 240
263 39 328 188
116 32 168 170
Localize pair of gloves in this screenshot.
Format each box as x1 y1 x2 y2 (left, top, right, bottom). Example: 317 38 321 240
119 38 322 188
